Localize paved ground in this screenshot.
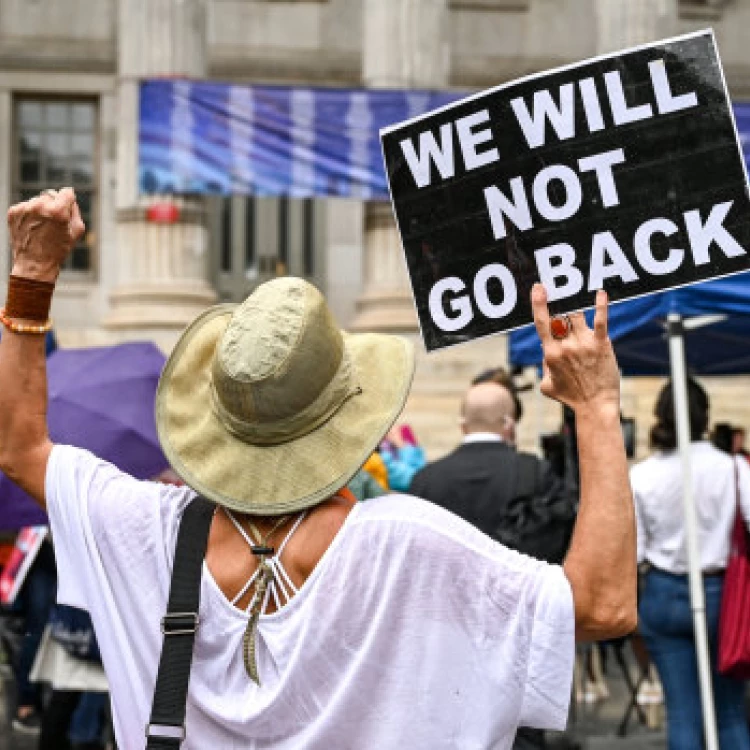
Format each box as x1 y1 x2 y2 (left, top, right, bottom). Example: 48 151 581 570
553 666 667 749
0 665 33 750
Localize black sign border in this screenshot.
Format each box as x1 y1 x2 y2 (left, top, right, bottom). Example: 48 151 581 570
380 29 750 352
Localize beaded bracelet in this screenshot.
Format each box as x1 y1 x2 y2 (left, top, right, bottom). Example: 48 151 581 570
0 308 53 335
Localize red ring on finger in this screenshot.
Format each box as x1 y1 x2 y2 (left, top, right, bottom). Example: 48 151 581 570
550 315 572 340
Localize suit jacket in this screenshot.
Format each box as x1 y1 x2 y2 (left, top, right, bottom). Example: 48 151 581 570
408 440 567 545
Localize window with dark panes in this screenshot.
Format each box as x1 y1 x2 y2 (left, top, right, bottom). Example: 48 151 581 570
211 196 321 303
278 197 290 274
220 196 232 273
245 198 256 272
303 199 315 276
13 99 98 273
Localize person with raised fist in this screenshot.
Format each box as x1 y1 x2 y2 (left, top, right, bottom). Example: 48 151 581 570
0 188 636 749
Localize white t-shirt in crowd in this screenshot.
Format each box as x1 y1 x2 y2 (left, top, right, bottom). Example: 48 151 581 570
46 445 575 750
631 441 750 574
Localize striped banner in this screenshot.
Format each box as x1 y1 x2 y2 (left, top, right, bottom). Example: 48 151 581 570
139 79 750 200
138 80 459 199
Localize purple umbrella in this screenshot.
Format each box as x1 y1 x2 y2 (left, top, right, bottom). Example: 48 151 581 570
0 342 169 530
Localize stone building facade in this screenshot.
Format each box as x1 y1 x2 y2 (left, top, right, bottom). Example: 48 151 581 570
1 0 749 460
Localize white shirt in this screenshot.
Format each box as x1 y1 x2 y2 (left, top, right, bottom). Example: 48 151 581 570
46 445 575 750
462 432 503 444
630 441 750 574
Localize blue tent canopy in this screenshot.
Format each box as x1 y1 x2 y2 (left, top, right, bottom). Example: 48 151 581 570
508 272 750 376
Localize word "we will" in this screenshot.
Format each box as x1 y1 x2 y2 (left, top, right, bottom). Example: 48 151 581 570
399 58 698 192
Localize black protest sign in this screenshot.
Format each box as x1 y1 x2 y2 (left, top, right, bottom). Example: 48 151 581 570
381 30 750 351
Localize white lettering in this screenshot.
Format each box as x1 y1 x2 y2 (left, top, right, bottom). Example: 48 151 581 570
588 231 638 290
579 77 605 132
534 243 585 302
456 110 500 171
649 59 698 115
428 277 473 332
634 218 683 275
473 264 517 319
604 70 654 125
685 201 747 265
510 84 576 149
400 124 455 189
484 178 533 240
578 148 626 208
532 165 582 222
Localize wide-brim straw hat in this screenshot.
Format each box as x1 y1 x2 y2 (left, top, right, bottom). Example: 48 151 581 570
155 277 415 515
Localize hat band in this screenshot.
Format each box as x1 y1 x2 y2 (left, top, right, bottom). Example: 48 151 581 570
209 351 362 446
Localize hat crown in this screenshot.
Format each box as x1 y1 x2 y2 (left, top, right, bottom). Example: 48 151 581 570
211 278 348 443
156 274 415 515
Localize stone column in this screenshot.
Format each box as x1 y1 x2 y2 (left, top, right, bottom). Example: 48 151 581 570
105 0 216 339
596 0 677 53
351 0 449 332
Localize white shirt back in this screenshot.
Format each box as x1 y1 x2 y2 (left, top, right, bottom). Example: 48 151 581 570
46 445 574 749
631 441 750 573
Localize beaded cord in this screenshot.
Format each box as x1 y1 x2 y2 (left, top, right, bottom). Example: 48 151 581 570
223 509 307 685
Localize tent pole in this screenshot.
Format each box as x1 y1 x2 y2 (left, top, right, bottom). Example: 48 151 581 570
667 312 719 750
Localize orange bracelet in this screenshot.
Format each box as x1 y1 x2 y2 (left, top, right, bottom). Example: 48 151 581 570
0 308 53 335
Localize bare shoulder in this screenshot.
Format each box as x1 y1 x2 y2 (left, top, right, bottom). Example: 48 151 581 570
291 493 463 575
293 493 357 577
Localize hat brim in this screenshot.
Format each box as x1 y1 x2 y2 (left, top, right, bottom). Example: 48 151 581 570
155 304 415 515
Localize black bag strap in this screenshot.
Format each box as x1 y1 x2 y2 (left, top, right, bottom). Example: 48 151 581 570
145 495 215 749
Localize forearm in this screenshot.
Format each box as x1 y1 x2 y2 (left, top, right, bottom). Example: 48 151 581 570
0 325 52 501
1 189 82 504
0 260 58 503
563 404 637 641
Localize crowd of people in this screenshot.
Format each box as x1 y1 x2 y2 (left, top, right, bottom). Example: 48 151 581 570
0 187 746 750
4 368 750 748
3 556 110 747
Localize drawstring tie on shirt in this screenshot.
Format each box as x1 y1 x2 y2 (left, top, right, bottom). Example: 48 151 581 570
224 509 306 685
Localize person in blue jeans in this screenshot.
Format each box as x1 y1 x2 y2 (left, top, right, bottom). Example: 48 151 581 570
68 692 108 748
38 689 107 749
632 379 750 750
640 570 749 749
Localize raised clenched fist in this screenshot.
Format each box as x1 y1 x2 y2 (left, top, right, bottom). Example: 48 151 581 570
7 188 86 283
